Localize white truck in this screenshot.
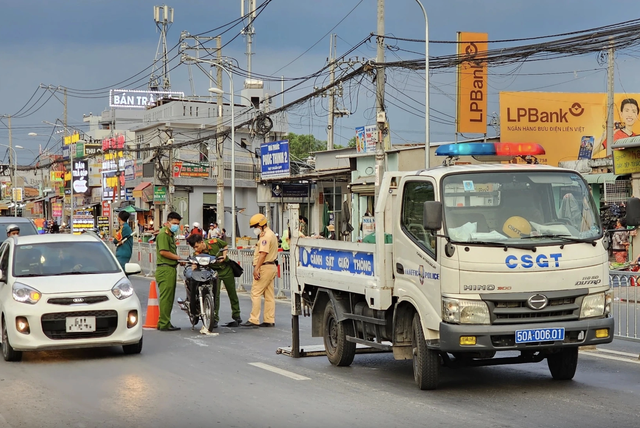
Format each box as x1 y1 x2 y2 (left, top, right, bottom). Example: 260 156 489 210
288 142 638 390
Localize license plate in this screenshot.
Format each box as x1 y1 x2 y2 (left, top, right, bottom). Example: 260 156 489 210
66 316 96 333
515 327 565 344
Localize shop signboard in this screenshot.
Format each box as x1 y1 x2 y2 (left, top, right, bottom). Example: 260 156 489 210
154 186 166 204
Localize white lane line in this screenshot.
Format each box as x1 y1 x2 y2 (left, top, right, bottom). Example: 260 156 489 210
581 351 640 365
597 348 640 358
249 362 311 381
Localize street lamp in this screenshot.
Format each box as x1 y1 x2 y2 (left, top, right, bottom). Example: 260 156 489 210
0 143 18 217
414 0 430 170
208 66 237 248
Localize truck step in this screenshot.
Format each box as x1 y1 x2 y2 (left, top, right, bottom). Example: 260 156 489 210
346 336 393 351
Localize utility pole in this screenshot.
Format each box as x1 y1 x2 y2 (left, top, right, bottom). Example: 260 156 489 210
242 0 256 81
327 33 336 151
215 36 225 231
166 132 174 215
606 39 615 158
374 0 385 200
8 115 16 217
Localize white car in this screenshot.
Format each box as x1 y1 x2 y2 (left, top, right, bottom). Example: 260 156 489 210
0 233 143 361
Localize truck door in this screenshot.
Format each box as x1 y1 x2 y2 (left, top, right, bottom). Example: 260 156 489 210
394 178 442 330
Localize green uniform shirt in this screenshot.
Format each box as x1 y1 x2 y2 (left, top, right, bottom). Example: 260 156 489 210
203 238 228 271
156 227 178 266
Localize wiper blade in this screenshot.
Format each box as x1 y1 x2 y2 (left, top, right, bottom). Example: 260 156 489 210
451 239 534 251
15 273 45 277
47 271 104 276
522 234 596 243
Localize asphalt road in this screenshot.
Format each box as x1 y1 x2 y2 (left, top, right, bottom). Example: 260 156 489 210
1 276 640 428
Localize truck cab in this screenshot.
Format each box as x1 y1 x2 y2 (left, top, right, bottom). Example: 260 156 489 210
289 142 633 390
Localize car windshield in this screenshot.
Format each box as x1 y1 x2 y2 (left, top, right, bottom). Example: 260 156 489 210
442 171 601 245
12 242 121 277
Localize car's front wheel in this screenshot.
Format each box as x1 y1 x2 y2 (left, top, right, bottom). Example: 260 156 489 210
2 316 23 362
122 337 143 355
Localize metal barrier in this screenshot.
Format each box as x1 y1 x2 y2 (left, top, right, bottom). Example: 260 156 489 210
609 271 640 343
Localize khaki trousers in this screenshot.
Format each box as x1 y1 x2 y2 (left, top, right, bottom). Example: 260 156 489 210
249 265 277 324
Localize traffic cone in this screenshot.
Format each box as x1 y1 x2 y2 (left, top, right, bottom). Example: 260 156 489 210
142 281 160 330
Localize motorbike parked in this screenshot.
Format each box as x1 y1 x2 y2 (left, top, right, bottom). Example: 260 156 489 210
177 252 223 332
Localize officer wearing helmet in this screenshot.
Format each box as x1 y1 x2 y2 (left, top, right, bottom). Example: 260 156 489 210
6 224 20 238
241 213 278 327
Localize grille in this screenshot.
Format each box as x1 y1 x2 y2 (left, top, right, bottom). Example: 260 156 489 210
482 290 587 325
47 296 109 305
41 310 118 340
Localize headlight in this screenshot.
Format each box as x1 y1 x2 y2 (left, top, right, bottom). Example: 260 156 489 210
442 298 490 325
12 283 41 304
196 256 211 266
112 279 134 300
580 292 605 318
604 288 613 316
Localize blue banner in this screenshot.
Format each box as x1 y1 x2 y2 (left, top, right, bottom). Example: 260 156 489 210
260 140 290 179
299 246 375 276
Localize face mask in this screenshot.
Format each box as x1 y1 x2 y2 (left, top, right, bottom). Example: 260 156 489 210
253 227 262 236
170 224 180 233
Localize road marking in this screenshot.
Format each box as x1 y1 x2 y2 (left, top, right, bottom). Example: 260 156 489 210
581 350 640 365
249 362 311 380
597 348 639 358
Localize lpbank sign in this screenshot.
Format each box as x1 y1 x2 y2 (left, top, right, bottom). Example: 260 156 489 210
109 89 184 109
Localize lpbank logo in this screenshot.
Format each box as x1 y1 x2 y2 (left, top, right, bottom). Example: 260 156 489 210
506 102 585 123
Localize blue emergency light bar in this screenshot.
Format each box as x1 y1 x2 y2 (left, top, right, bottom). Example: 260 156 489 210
435 142 545 157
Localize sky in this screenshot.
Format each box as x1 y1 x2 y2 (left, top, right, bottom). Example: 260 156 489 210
2 0 640 166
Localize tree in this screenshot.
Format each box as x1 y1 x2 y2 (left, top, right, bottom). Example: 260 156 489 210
286 133 327 161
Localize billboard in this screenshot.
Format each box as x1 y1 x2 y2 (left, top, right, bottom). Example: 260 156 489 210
260 140 290 179
109 89 184 109
457 32 488 134
500 92 640 166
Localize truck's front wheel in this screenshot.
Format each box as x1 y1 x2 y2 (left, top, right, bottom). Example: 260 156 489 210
323 302 356 367
412 313 439 390
547 347 578 380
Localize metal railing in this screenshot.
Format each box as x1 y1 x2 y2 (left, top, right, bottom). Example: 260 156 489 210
108 241 291 298
609 271 640 343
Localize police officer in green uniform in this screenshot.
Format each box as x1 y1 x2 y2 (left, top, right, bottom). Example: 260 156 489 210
187 234 242 328
155 211 183 331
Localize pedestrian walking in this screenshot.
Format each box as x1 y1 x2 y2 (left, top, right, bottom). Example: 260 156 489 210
113 211 134 272
612 217 630 263
241 213 278 328
155 211 184 331
187 234 242 328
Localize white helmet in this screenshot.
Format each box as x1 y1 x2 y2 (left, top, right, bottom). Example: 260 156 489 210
192 222 200 228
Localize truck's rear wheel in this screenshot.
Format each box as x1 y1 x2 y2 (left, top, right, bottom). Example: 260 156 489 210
323 302 356 366
547 347 578 380
412 313 439 390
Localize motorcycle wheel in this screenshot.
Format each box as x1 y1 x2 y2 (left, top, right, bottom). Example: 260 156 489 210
202 293 216 332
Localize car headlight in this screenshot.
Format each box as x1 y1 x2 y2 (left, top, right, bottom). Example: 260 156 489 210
112 278 134 300
604 288 613 316
12 283 41 304
580 292 605 318
442 298 490 325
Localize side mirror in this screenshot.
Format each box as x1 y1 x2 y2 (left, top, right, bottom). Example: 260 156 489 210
423 201 443 231
124 263 142 275
626 197 640 227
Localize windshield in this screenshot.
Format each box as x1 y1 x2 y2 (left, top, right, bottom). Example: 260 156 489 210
12 242 121 277
442 171 601 245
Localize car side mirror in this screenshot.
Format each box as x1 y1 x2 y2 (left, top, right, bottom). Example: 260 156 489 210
626 197 640 227
124 263 142 275
423 201 443 231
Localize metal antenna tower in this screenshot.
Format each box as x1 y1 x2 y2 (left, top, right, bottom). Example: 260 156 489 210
241 0 256 83
150 5 174 91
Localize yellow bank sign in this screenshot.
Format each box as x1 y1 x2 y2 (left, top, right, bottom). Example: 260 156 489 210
456 32 488 134
500 92 640 166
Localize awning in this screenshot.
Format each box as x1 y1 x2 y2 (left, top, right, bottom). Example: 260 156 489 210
583 173 623 184
132 182 152 198
116 205 149 213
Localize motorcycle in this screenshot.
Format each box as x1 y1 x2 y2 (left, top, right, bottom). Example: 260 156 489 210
176 252 223 332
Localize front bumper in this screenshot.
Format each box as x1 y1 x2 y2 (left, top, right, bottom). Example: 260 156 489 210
4 294 143 352
437 317 614 352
